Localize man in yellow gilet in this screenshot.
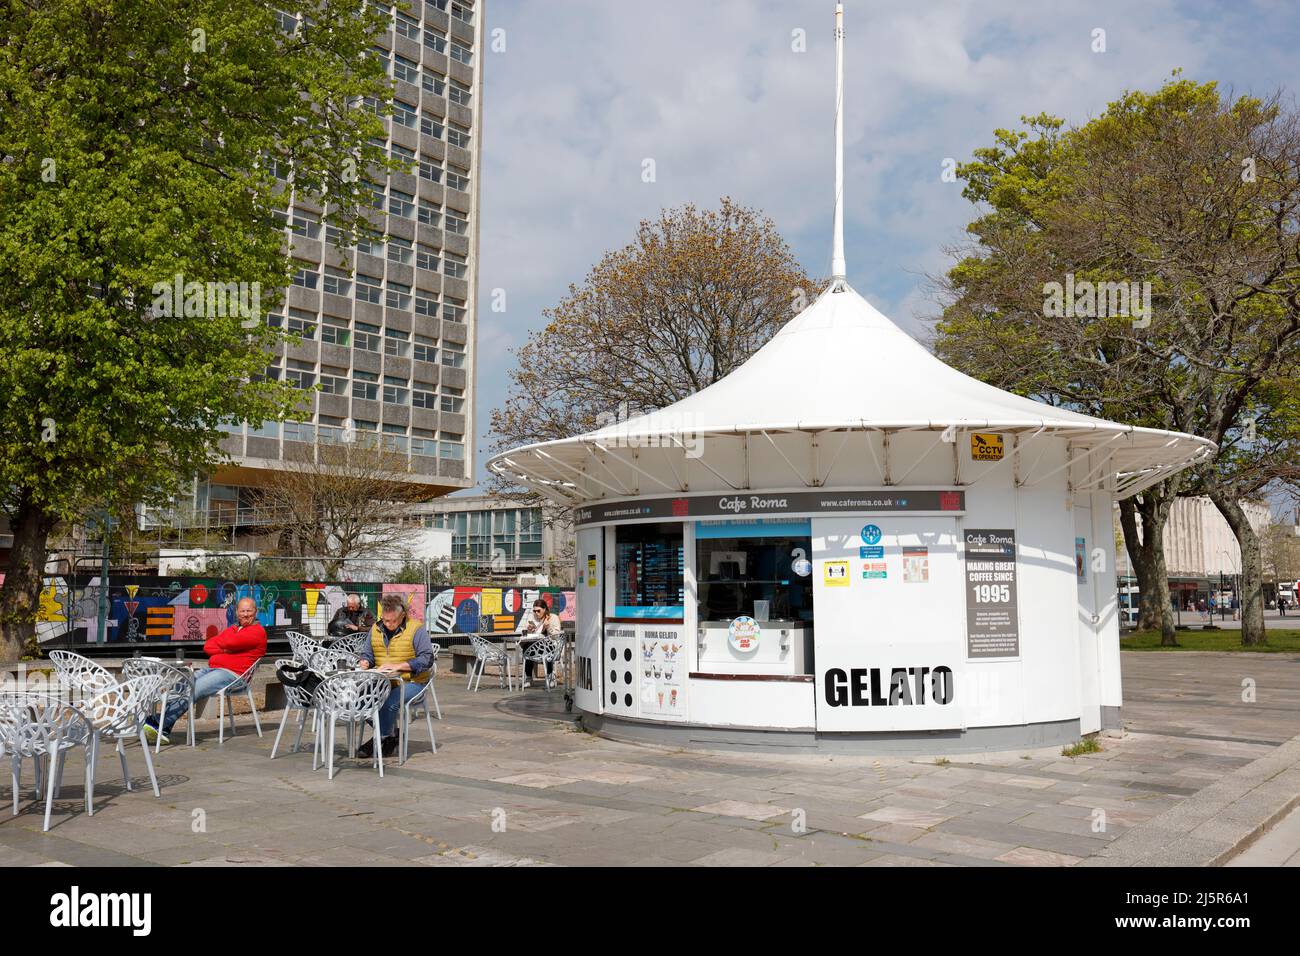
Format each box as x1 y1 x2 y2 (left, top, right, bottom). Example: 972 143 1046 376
357 593 434 758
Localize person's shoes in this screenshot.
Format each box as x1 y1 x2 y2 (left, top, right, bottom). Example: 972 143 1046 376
381 735 399 758
357 737 375 759
143 720 169 745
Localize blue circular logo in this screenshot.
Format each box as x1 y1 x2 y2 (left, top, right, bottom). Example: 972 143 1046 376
861 524 882 545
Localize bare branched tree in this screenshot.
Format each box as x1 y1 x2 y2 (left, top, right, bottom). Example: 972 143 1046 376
247 439 439 577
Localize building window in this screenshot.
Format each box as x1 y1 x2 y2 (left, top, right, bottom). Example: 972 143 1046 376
287 308 317 337
451 3 474 25
450 42 473 66
394 53 419 85
444 212 468 235
352 370 379 401
440 342 465 368
384 327 411 356
393 98 418 129
291 264 319 289
390 143 416 175
696 521 814 631
286 359 316 390
447 123 470 149
386 236 413 265
422 71 446 97
414 294 438 317
440 432 465 460
413 335 437 363
424 31 447 55
322 266 352 298
420 114 443 139
395 12 420 41
321 316 350 346
412 434 438 457
355 273 382 304
319 367 349 394
442 298 466 322
448 80 472 107
417 198 441 226
446 166 470 192
413 388 436 409
290 210 321 239
284 421 315 442
415 244 439 271
371 45 391 74
443 251 467 278
249 420 281 439
386 282 412 310
363 179 385 210
418 155 442 183
383 375 409 405
388 189 415 219
355 321 382 351
440 385 464 413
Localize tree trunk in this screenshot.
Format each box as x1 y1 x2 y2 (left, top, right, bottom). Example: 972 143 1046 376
1134 491 1179 645
1118 497 1162 630
1204 486 1267 646
0 494 57 664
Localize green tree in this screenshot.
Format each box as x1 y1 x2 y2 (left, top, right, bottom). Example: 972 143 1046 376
936 77 1300 646
0 0 398 661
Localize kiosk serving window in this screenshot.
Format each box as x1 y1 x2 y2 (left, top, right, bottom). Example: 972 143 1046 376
614 522 684 618
696 520 813 623
695 519 815 677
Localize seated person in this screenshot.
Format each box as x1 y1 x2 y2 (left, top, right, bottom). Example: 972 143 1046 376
517 598 563 686
357 594 434 758
328 593 374 637
145 596 266 744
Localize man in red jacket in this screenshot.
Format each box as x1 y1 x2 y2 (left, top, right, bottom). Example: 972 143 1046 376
145 596 267 744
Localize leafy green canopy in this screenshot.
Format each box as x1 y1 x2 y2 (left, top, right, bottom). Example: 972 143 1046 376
0 0 397 522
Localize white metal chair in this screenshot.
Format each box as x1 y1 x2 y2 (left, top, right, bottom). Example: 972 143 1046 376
309 646 361 673
467 634 516 692
522 637 563 690
269 659 320 760
287 631 323 664
398 643 441 763
0 693 95 831
48 650 117 694
122 658 197 750
325 630 370 655
213 658 264 745
313 671 390 780
82 674 169 800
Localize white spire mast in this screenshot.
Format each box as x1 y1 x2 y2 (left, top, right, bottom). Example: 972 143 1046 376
830 2 847 287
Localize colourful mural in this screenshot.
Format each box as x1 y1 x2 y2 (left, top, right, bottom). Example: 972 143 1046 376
34 574 576 646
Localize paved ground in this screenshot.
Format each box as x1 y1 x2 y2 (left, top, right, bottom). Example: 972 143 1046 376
1 651 1297 867
1226 805 1300 866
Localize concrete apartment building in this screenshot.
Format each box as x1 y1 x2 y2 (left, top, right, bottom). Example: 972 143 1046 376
405 495 576 583
148 0 484 532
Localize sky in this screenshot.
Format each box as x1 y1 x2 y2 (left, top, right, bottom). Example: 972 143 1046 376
468 0 1300 497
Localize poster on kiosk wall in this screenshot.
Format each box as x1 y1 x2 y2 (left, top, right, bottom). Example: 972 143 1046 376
812 516 965 732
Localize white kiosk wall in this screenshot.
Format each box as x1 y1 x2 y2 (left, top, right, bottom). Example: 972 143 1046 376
574 525 604 715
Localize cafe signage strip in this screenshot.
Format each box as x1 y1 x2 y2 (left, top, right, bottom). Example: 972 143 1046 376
575 489 966 526
964 528 1020 659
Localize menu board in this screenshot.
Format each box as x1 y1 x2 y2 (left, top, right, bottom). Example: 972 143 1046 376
638 625 686 720
616 539 683 613
964 529 1020 658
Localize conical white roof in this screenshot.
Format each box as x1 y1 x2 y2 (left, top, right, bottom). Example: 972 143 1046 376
487 282 1214 502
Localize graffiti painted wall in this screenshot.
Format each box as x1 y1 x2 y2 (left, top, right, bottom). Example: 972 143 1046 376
36 574 576 646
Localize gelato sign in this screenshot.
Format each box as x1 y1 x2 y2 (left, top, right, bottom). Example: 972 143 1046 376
728 615 761 652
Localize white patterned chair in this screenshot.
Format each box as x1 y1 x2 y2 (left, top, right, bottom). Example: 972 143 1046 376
325 630 371 655
522 638 564 690
0 693 95 831
122 658 197 750
82 674 169 800
269 659 320 760
398 642 442 763
313 671 391 780
48 650 117 695
287 631 323 665
211 658 264 745
467 634 516 692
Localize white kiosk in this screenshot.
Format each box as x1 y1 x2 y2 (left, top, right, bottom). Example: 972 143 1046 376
487 6 1213 752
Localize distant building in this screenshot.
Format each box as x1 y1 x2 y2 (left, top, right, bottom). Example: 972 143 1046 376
1115 496 1271 610
406 495 574 583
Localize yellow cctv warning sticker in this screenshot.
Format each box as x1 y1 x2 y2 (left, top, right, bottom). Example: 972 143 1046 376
971 433 1004 461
